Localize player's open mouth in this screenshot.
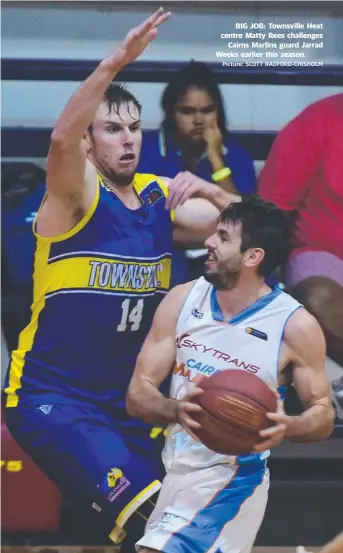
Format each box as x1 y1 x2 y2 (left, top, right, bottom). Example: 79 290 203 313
119 153 135 162
207 252 216 262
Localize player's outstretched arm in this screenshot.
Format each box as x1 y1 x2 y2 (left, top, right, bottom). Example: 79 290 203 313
46 8 171 210
126 281 202 425
277 308 334 442
160 175 241 246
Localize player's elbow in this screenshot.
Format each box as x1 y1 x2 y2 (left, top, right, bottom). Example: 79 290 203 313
125 381 143 419
50 128 69 149
50 125 80 151
125 390 138 418
312 404 336 441
320 405 335 440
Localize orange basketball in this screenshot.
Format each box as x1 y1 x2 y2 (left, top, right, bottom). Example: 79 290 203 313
192 370 277 455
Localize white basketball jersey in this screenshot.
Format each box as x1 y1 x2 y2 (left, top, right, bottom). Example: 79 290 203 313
162 277 302 472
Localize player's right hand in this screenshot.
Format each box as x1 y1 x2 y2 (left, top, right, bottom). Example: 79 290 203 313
176 386 204 441
109 8 172 68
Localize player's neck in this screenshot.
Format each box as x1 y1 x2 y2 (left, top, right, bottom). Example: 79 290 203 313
100 173 142 210
215 277 271 320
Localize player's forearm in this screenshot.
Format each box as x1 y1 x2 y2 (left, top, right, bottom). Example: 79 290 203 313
202 185 240 213
51 57 122 147
285 403 335 442
126 380 179 425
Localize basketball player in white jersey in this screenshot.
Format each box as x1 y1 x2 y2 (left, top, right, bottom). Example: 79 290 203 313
126 196 335 553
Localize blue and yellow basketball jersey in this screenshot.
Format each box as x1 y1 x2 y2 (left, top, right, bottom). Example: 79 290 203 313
5 174 173 410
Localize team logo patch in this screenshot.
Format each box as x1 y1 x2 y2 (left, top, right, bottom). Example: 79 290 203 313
146 188 163 206
100 468 131 503
191 308 203 319
246 327 268 341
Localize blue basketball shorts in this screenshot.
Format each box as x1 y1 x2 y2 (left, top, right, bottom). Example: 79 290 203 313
5 403 166 544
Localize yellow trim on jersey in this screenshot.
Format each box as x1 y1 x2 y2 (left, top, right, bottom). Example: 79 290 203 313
5 240 51 407
134 173 175 222
33 177 100 243
109 480 162 544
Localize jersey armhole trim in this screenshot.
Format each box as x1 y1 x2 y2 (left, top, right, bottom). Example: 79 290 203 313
153 175 175 223
32 177 100 243
176 279 201 334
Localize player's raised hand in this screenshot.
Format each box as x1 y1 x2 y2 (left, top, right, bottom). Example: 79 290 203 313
109 8 172 68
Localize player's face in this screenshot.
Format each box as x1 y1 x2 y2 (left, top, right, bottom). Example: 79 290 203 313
87 102 142 186
204 221 245 290
174 87 217 142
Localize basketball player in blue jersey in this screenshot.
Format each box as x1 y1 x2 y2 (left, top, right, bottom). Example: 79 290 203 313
127 196 335 553
3 9 239 552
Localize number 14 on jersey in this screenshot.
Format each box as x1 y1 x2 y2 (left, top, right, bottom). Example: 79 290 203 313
117 298 144 331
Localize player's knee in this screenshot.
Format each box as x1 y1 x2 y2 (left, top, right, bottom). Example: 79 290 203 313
291 276 343 332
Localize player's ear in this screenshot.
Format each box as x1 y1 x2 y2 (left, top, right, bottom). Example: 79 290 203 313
244 248 265 270
83 127 93 153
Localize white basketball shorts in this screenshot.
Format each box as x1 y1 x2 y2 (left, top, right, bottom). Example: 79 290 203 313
136 460 269 553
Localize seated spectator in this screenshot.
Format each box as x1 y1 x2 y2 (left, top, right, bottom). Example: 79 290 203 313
138 60 256 284
258 93 343 369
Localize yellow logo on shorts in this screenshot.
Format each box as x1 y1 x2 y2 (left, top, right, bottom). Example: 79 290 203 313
107 468 123 488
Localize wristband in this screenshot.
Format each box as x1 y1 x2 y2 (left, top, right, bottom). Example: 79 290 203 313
211 167 232 182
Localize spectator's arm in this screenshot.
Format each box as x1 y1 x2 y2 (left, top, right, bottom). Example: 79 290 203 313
258 106 325 210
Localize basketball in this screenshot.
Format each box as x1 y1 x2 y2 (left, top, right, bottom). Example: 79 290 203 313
192 370 278 455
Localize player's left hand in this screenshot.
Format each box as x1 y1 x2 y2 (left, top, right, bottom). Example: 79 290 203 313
253 390 291 452
165 172 215 210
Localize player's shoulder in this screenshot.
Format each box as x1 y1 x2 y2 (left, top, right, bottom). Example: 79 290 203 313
168 280 197 300
155 281 197 326
134 172 161 188
162 280 197 308
134 173 168 195
283 306 325 353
